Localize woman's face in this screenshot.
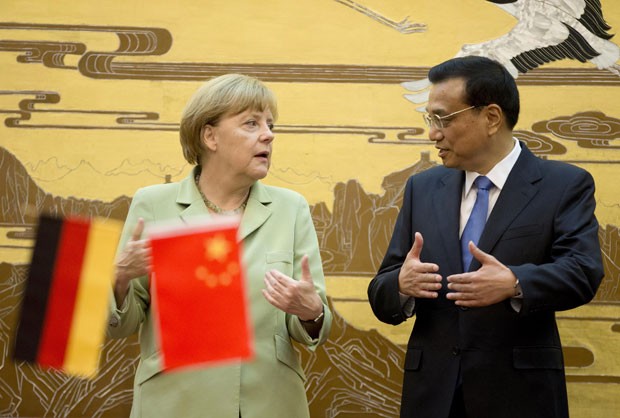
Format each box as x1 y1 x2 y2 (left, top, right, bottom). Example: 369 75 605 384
205 108 275 182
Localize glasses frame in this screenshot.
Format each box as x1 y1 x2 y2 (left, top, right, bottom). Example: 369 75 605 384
423 105 479 129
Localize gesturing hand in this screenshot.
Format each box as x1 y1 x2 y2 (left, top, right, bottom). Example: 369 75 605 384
262 255 323 321
446 241 517 307
114 218 151 306
398 232 442 298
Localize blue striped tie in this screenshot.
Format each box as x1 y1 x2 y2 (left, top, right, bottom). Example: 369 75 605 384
461 176 494 271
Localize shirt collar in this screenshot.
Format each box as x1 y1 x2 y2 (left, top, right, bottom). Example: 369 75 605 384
464 139 521 194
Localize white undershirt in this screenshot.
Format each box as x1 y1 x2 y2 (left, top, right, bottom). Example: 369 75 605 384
460 139 521 236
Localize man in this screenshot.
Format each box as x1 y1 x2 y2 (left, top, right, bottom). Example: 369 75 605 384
367 56 603 418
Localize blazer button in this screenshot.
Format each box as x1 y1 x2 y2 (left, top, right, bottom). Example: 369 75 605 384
452 346 460 356
109 316 119 327
459 306 469 311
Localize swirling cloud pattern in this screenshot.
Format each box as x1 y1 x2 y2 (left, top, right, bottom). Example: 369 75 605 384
532 111 620 148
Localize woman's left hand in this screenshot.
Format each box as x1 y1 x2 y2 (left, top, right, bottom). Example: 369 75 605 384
262 255 323 321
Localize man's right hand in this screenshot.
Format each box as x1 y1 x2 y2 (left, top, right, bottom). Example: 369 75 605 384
398 232 442 298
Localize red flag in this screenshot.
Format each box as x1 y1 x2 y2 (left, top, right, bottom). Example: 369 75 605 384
148 216 253 371
14 214 122 377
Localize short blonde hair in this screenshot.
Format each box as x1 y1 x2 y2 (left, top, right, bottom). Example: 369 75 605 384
179 74 278 165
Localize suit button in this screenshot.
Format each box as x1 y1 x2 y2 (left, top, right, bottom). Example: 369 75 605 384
459 306 469 311
109 316 119 327
452 346 460 355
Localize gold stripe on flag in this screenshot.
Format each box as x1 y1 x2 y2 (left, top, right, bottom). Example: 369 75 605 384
64 218 122 376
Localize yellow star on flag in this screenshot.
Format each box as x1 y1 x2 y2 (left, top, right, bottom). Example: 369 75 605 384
205 234 232 262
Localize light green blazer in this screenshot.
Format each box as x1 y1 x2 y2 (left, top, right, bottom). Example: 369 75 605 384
108 167 332 418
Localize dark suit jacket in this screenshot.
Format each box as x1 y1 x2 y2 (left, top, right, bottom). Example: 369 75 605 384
368 144 603 418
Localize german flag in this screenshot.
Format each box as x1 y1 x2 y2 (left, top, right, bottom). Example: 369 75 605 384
148 216 253 371
13 214 122 377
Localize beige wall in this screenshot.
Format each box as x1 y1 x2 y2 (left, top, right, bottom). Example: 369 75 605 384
1 1 619 416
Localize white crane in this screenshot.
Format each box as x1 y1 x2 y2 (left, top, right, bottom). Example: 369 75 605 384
403 0 619 106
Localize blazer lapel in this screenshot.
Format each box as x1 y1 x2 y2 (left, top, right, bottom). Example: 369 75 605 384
177 167 212 221
174 168 272 241
238 182 272 242
433 170 464 274
476 144 542 264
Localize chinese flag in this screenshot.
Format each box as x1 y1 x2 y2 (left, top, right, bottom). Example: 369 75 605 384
13 214 122 377
148 216 253 371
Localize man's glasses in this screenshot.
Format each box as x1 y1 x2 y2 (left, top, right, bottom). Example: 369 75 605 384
422 105 479 129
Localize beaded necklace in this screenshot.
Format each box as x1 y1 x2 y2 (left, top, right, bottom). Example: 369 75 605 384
195 174 248 215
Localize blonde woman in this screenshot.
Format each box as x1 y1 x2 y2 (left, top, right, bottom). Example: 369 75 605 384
109 74 331 418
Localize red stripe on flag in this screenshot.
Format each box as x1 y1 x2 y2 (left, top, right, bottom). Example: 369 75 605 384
36 217 90 369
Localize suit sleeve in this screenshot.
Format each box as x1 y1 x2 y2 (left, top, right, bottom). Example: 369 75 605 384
286 194 332 349
107 188 153 339
511 168 604 315
367 177 415 325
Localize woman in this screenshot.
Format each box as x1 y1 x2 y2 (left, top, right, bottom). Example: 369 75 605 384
108 74 332 418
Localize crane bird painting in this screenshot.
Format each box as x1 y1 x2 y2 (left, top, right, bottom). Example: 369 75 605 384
403 0 620 106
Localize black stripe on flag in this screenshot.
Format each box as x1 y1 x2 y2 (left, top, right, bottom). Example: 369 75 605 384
13 215 63 363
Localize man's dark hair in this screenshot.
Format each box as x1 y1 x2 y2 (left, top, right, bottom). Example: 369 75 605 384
428 56 520 129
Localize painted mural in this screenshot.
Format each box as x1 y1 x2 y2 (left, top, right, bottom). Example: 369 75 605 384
0 0 619 416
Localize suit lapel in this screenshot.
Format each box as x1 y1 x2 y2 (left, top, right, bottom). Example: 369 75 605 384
433 170 464 273
238 182 272 242
476 145 542 266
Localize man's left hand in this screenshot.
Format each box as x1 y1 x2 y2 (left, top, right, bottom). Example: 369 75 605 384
446 242 517 307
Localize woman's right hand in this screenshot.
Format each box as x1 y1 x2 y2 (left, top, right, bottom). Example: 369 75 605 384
113 218 151 307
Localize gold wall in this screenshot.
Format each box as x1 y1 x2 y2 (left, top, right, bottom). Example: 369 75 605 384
1 0 619 416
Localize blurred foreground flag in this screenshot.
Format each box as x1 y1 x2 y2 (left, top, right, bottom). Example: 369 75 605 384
148 216 253 372
14 214 122 377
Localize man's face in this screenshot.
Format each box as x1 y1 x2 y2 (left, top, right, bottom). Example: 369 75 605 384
426 78 491 173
